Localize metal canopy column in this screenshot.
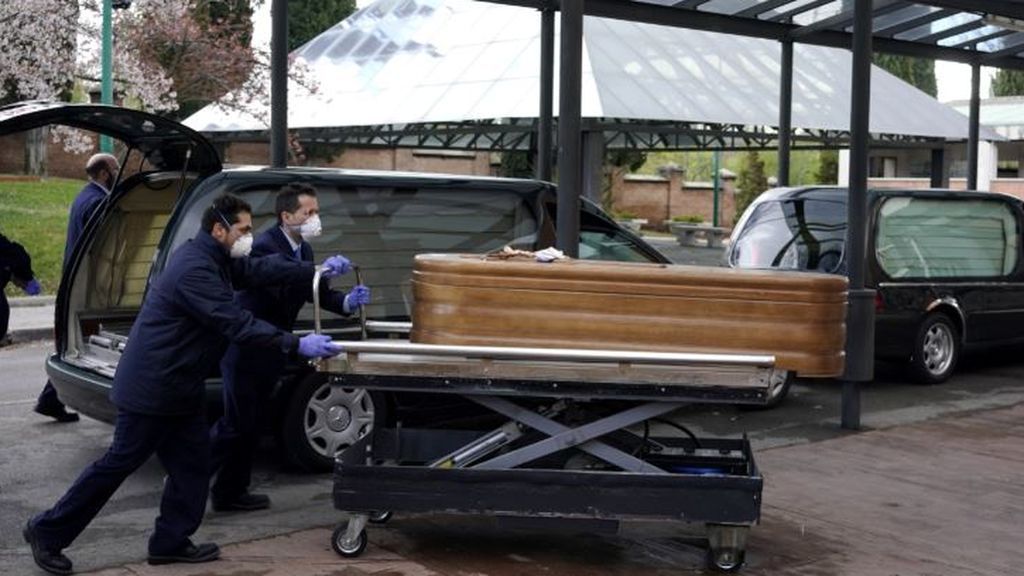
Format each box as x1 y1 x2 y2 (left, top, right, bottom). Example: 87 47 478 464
270 0 288 168
778 39 794 186
537 6 555 182
842 0 876 431
556 0 584 257
967 61 981 191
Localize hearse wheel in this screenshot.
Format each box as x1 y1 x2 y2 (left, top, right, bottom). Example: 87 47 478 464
910 312 959 385
282 374 380 472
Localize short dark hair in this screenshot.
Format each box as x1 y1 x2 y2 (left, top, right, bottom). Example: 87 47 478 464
275 183 318 224
202 194 252 233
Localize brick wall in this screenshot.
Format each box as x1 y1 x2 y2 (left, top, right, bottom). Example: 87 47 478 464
611 168 737 229
0 131 97 179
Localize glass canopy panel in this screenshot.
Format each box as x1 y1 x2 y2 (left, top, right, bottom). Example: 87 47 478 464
938 25 1004 47
760 0 831 21
978 33 1024 54
792 1 844 27
871 5 943 34
895 12 980 41
700 0 765 16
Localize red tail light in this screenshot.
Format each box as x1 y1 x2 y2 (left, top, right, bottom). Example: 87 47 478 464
874 291 883 313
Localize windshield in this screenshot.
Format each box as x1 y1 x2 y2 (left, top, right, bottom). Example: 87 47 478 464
730 198 847 273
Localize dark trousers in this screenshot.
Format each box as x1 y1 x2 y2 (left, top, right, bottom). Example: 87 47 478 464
209 346 280 500
0 289 8 340
36 381 64 408
31 409 210 556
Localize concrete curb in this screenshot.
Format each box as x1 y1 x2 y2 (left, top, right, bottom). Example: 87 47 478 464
6 327 53 344
7 295 56 307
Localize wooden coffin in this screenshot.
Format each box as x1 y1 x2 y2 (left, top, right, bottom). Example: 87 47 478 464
410 254 848 378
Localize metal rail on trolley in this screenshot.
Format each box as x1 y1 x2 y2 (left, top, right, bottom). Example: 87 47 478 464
311 266 769 572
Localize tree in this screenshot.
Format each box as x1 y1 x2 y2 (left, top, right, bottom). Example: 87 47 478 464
289 0 358 51
992 69 1024 97
0 0 78 105
735 151 769 217
107 0 258 119
814 150 839 185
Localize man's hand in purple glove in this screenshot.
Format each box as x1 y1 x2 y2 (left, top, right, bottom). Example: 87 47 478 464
320 255 352 279
343 284 371 312
297 334 344 358
23 279 41 296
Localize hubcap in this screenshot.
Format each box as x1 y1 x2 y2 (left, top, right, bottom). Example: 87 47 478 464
922 323 954 376
304 385 374 459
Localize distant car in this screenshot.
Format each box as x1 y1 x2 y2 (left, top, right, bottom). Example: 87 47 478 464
727 186 1024 384
0 101 669 472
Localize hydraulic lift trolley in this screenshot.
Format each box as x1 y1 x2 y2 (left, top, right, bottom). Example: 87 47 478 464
317 334 776 572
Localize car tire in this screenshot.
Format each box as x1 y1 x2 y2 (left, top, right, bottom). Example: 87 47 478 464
281 374 381 472
910 312 959 385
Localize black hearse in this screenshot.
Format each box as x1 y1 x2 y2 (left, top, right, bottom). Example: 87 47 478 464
727 186 1024 384
0 102 668 471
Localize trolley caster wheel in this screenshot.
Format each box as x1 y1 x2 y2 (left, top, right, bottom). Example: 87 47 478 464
368 510 392 524
331 524 368 558
706 547 746 573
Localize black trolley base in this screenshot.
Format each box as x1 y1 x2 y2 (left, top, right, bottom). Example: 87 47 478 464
328 376 764 573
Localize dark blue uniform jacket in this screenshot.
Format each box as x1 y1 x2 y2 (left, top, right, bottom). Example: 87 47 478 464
224 227 347 378
0 232 34 290
64 181 107 267
238 226 347 331
110 231 314 416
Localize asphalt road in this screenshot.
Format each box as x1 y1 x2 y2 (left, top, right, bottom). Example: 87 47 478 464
3 337 1024 574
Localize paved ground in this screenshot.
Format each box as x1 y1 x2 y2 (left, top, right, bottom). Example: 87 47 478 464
62 403 1024 576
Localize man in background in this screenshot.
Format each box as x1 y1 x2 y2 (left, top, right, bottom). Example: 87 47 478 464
34 153 119 422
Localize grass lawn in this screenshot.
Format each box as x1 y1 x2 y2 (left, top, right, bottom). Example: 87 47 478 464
1 177 86 297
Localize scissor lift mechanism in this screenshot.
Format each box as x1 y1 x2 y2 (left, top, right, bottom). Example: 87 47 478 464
313 269 776 573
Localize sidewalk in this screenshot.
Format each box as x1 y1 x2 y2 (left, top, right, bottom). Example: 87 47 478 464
4 295 55 344
77 402 1022 576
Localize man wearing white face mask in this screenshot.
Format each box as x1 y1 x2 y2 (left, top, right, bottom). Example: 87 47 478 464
209 183 370 511
24 195 351 574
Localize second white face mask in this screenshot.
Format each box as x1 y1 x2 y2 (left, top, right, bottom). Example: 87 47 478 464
230 233 254 258
295 214 322 240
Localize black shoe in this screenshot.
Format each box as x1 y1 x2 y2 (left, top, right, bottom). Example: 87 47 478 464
147 542 220 565
33 402 79 423
23 521 73 575
212 492 271 512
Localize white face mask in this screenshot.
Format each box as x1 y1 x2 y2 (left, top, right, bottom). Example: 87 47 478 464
291 213 322 240
230 233 254 258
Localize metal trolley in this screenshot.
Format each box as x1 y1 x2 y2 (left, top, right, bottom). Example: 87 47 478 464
312 270 776 572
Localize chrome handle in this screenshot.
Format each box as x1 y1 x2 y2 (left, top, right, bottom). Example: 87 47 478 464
354 265 367 341
313 265 324 335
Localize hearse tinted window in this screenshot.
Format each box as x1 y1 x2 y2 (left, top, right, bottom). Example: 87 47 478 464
168 184 539 323
875 197 1019 279
730 197 846 273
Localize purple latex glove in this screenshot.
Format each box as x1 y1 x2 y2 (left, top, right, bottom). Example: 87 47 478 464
23 279 41 296
343 285 371 311
320 255 351 279
297 334 343 358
